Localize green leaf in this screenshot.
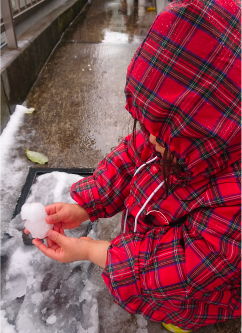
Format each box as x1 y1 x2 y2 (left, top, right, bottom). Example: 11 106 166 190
25 107 35 114
26 149 48 164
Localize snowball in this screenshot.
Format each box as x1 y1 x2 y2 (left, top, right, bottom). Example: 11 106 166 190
21 203 53 239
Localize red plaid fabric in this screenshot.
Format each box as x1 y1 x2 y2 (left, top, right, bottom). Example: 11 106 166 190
71 0 241 330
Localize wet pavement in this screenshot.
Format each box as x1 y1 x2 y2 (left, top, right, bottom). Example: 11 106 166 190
1 0 240 331
25 0 154 169
24 0 157 170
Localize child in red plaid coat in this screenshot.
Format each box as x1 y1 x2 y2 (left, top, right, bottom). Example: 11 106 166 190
31 0 241 331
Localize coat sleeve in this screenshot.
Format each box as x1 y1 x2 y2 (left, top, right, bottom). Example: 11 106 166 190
70 132 149 221
102 206 241 314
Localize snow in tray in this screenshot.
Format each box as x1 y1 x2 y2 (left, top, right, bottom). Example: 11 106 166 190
1 171 149 333
1 172 102 333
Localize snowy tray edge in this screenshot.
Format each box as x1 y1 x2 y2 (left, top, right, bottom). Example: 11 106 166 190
12 167 95 219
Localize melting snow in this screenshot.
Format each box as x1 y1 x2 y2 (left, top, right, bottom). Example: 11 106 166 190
1 105 153 333
1 171 149 332
1 171 101 332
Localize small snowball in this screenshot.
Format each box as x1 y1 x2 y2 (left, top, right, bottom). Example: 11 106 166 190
21 203 53 239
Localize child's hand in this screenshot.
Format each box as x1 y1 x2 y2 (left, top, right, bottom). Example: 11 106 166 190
45 202 90 230
33 229 111 268
33 230 92 263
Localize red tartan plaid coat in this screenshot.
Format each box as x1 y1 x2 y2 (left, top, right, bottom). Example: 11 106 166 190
71 0 241 330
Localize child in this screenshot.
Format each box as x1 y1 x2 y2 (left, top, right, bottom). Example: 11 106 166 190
30 0 241 331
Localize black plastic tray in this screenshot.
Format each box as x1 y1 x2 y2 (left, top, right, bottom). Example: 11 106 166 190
12 167 94 219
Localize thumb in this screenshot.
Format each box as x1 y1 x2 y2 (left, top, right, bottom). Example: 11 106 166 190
46 212 62 224
47 230 67 246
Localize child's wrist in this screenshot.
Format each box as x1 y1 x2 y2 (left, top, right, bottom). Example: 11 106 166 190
87 239 111 268
83 237 94 262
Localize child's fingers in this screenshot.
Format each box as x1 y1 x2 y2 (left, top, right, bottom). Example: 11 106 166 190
46 213 63 225
33 238 63 262
45 206 55 216
55 222 63 229
52 224 65 235
45 203 61 215
46 237 60 251
53 225 60 233
46 236 57 249
24 228 30 234
60 227 65 235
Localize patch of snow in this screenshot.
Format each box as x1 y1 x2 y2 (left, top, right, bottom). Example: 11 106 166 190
1 105 26 160
1 310 16 333
1 172 103 332
46 314 57 325
136 314 148 333
1 104 36 235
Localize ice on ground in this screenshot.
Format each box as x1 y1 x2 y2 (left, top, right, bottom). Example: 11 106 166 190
1 171 143 333
21 203 53 239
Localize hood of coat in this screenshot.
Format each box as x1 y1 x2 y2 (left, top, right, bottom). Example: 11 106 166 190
125 0 241 181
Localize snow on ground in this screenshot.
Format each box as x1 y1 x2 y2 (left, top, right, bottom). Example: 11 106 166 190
1 106 150 333
1 171 149 332
1 105 36 236
1 171 102 333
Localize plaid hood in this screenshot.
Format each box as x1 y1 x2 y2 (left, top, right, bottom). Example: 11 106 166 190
125 0 241 181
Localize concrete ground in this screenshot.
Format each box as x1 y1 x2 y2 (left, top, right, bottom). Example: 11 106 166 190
1 0 240 332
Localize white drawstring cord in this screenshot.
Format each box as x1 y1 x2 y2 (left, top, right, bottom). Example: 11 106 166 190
133 156 158 175
123 210 129 233
134 179 165 232
123 156 159 233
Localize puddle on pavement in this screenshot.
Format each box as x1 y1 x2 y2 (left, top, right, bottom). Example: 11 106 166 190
63 0 156 44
